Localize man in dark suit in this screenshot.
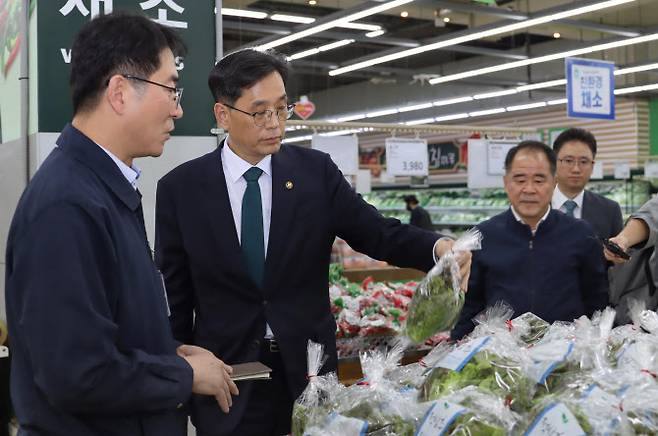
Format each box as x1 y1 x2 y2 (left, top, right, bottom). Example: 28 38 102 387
5 13 237 436
404 195 434 231
551 128 623 239
155 49 472 436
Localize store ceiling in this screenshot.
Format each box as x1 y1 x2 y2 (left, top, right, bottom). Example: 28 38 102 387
220 0 658 122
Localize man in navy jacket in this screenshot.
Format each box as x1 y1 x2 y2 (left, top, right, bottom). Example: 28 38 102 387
6 13 237 436
155 49 472 435
452 141 608 339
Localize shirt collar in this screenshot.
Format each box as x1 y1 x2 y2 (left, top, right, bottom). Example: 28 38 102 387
94 142 141 190
222 135 272 183
552 186 584 210
510 205 551 230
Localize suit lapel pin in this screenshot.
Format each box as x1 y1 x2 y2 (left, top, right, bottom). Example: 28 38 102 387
285 181 294 190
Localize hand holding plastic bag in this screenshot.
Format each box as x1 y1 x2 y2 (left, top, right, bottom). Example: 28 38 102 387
405 228 482 343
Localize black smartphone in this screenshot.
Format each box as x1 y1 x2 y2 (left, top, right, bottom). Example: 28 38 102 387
602 238 630 260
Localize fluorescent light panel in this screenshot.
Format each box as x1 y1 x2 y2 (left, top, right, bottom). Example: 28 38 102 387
270 13 315 24
473 89 518 99
434 113 470 122
256 0 412 50
329 0 637 76
366 30 386 38
221 8 267 19
288 39 354 61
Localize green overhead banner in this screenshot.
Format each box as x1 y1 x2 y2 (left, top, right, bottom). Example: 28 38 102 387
38 0 215 136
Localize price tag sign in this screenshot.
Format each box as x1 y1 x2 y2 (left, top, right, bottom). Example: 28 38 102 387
645 162 658 178
385 138 429 176
312 135 359 175
591 161 604 179
614 161 630 180
416 400 466 436
436 336 491 371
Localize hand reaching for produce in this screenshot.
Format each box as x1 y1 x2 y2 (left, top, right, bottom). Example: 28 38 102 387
435 238 473 292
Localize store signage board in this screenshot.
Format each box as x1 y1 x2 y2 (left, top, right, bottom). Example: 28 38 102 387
614 162 630 180
312 134 359 175
428 142 459 171
566 57 615 120
487 140 517 176
591 161 604 179
355 169 371 194
385 137 429 176
37 0 215 135
645 162 658 178
468 139 504 189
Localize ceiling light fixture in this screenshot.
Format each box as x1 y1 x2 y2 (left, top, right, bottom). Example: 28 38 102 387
553 32 561 38
400 11 409 18
270 14 315 24
329 0 637 76
309 0 317 5
221 8 267 19
287 39 355 61
429 32 658 85
255 0 413 51
366 29 386 38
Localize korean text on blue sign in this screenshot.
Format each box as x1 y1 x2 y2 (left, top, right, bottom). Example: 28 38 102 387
566 57 615 120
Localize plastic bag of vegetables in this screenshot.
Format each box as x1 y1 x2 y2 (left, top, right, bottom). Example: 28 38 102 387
421 324 536 413
416 386 521 436
405 228 482 343
333 345 424 435
292 340 344 436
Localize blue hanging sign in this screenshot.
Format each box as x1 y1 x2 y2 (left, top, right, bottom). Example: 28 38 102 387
566 57 615 120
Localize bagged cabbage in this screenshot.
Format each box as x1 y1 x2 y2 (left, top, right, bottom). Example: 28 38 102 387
292 341 343 436
333 345 424 435
386 342 452 389
507 312 550 345
405 228 482 343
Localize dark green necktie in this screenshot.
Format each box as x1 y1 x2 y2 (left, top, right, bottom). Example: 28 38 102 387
241 167 265 287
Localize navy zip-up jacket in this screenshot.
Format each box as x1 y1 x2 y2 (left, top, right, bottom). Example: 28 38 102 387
6 124 192 436
452 208 609 339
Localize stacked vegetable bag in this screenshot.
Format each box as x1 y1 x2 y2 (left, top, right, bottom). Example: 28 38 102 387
294 301 658 435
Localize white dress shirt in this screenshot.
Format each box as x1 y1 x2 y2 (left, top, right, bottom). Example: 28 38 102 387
221 137 274 337
95 143 141 190
552 187 584 219
511 206 551 235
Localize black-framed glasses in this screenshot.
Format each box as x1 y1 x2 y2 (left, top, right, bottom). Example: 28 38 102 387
223 103 295 127
558 157 594 168
122 74 183 108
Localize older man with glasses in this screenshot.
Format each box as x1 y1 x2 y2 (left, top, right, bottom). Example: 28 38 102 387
551 127 623 241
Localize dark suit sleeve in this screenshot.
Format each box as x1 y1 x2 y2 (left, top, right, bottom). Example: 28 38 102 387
580 230 609 315
325 154 440 272
12 204 192 413
451 250 486 340
610 201 624 237
155 179 195 344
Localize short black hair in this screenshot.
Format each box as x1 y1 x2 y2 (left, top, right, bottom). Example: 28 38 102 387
403 195 419 205
208 49 289 104
70 11 186 114
504 140 557 175
553 127 597 156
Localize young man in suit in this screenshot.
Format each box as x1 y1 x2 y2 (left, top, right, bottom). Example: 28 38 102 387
452 141 608 339
551 127 623 240
404 194 434 231
154 49 472 435
6 13 237 436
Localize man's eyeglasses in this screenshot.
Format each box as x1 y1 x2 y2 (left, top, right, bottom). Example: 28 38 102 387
558 157 594 168
223 103 295 127
122 74 183 108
